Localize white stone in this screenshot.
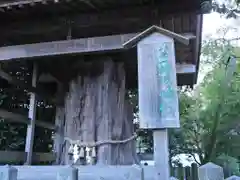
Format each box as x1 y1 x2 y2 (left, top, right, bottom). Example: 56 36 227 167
170 177 179 180
198 162 224 180
9 165 153 180
76 165 144 180
0 165 17 180
225 175 240 180
14 165 61 180
57 166 78 180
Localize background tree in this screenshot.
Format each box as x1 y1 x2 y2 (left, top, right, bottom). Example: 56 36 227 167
171 27 240 166
211 0 240 18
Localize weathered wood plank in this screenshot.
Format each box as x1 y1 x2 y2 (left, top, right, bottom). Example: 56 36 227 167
137 32 180 129
25 63 38 165
0 6 198 36
0 151 56 163
0 32 195 61
53 105 65 165
0 33 136 61
137 153 153 161
0 109 56 130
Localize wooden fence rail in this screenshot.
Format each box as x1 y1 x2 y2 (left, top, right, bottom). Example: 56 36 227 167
0 109 56 130
0 151 55 164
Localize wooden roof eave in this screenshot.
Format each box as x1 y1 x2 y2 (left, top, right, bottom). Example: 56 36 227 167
123 25 192 49
0 31 196 61
0 0 52 8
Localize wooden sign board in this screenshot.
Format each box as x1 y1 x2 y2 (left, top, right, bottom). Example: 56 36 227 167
137 32 180 129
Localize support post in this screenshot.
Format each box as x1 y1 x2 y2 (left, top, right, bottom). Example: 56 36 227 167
0 165 18 180
153 129 170 180
24 63 38 165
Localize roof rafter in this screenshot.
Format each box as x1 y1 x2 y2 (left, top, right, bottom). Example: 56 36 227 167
0 0 48 8
0 0 98 10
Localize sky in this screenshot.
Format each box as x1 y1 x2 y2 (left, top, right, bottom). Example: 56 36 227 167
198 12 240 83
202 12 240 42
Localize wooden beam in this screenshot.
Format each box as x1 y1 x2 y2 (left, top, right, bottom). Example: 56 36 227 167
0 67 54 100
0 0 49 8
0 109 30 125
176 63 196 74
137 153 153 161
0 68 39 93
0 33 135 60
194 14 203 84
25 62 38 165
0 151 56 163
0 109 56 130
80 0 98 10
0 32 195 61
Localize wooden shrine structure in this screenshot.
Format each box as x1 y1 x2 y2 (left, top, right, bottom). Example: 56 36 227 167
0 0 211 179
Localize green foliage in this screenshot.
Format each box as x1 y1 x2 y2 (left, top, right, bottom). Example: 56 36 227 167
173 28 240 165
215 154 240 176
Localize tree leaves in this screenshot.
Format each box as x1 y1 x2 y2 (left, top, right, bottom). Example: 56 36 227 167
212 0 240 18
176 28 240 164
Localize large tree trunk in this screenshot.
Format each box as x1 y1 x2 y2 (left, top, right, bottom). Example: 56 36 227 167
54 58 137 165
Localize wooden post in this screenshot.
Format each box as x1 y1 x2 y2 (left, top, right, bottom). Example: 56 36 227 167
185 166 191 180
0 165 18 180
154 129 170 180
191 163 198 180
177 164 184 180
24 63 38 165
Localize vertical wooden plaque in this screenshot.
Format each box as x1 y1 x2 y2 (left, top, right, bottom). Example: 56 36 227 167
137 32 180 129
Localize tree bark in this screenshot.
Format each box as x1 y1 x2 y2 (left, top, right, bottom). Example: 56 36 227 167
54 58 137 165
53 106 66 165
